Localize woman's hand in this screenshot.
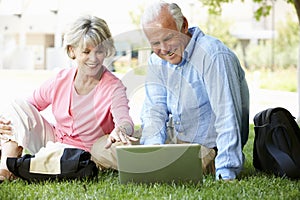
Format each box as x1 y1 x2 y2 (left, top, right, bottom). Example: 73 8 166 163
0 116 13 140
105 126 138 149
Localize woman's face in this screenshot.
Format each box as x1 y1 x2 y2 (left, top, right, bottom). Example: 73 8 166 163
73 44 106 76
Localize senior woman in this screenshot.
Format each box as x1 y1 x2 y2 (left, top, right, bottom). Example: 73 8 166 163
0 15 136 182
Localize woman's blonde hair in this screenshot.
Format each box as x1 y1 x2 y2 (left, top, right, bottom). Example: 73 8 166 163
63 15 115 59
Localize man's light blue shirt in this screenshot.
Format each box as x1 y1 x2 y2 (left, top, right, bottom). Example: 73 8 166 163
140 27 249 180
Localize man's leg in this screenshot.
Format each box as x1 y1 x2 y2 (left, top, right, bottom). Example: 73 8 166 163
176 138 216 175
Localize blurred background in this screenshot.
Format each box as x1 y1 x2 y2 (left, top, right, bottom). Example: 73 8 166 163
0 0 298 124
0 0 296 70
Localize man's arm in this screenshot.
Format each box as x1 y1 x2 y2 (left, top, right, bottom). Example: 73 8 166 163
140 61 169 145
203 53 244 180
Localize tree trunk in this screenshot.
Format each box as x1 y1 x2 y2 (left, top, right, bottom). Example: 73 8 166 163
294 0 300 23
293 0 300 121
297 35 300 122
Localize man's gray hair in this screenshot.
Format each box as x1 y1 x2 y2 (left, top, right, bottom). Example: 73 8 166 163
141 1 184 31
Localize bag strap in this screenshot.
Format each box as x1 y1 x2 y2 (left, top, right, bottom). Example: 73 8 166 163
278 110 300 166
266 126 300 178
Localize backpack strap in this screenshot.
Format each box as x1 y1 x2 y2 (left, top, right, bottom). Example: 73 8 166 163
275 108 300 167
266 125 300 178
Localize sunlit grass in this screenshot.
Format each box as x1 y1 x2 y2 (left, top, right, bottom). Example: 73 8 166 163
1 124 300 200
246 67 297 92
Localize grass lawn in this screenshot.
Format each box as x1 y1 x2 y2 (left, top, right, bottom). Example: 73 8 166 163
1 125 300 200
245 68 298 92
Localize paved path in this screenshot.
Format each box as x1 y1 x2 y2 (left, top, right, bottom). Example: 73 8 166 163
0 69 298 124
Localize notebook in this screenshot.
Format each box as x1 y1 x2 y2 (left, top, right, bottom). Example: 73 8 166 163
116 143 202 184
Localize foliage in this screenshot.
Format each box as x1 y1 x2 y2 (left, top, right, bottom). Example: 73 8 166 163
201 0 237 16
201 0 294 21
129 4 145 29
275 13 300 53
251 0 273 20
199 16 239 50
241 14 299 70
201 0 273 19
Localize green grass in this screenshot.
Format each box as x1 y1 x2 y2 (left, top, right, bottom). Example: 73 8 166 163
1 125 300 200
258 68 298 92
246 68 298 92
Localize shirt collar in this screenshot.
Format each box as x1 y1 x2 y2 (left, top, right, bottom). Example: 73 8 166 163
181 27 204 65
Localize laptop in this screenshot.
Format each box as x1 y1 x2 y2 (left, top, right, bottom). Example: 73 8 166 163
116 143 202 184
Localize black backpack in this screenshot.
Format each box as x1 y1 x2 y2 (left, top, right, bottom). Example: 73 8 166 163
253 107 300 179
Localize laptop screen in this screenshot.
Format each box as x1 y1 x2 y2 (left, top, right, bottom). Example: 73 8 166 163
116 144 202 184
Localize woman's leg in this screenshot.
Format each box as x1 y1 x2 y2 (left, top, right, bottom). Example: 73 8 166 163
10 99 56 154
90 135 121 170
0 140 23 181
0 140 24 180
0 99 55 181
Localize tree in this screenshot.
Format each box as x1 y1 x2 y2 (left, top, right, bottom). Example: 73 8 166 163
201 0 300 120
201 0 299 22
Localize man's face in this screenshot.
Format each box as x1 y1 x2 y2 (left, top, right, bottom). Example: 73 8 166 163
143 12 190 65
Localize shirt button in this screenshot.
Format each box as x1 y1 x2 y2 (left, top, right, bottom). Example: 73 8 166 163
175 121 180 125
176 66 181 70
